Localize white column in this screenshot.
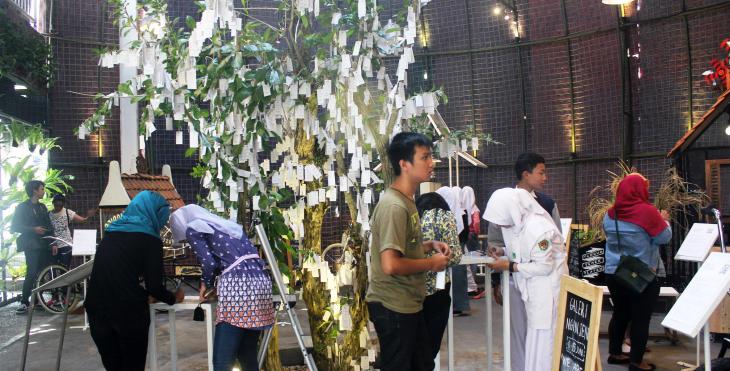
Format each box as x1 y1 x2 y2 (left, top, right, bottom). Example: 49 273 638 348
119 0 138 174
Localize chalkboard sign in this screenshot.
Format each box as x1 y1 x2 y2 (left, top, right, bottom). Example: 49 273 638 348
566 227 605 285
552 276 603 371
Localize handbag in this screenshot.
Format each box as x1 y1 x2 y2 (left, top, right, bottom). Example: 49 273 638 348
612 211 655 294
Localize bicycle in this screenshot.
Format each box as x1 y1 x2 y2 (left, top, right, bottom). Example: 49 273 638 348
34 263 83 314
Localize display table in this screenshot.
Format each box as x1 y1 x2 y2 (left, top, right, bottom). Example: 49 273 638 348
444 254 496 371
148 296 216 371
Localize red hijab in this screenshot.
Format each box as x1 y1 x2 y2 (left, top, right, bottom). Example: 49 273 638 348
607 173 667 237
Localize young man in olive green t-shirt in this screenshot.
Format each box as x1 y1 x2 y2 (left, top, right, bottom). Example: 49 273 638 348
366 132 451 371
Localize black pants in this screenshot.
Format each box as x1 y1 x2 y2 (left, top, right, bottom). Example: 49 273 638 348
367 302 434 371
606 274 660 364
21 249 50 305
88 310 151 371
213 322 261 371
423 285 452 360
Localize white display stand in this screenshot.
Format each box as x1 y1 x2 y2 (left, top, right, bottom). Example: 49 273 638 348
444 255 495 371
663 252 730 337
71 229 98 256
72 229 97 331
674 223 719 262
147 296 216 371
671 223 722 370
663 252 730 371
20 258 95 371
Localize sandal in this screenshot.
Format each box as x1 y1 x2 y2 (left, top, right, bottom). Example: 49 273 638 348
629 363 656 371
607 355 630 365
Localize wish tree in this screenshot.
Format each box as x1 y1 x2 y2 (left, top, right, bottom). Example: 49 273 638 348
80 0 452 368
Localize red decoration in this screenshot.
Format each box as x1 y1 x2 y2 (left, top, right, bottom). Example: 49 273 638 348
704 38 730 89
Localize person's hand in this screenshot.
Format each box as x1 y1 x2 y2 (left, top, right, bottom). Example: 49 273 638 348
487 245 504 259
429 254 449 272
493 285 503 306
51 245 58 256
431 241 451 258
148 295 158 304
199 282 207 302
660 209 670 221
487 259 510 272
175 288 185 303
33 226 47 235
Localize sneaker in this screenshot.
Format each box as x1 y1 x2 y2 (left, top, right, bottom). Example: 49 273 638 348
15 303 29 315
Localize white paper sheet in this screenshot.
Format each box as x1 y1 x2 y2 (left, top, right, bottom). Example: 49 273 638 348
662 252 730 337
72 229 97 256
675 223 719 262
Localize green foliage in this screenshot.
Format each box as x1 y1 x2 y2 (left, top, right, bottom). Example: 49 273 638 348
0 120 72 284
0 8 54 87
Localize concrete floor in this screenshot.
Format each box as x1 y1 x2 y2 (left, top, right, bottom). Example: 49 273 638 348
0 294 723 370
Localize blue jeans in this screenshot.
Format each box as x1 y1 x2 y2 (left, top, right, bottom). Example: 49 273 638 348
213 322 261 371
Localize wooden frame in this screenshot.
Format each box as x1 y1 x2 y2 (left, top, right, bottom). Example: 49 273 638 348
552 275 603 371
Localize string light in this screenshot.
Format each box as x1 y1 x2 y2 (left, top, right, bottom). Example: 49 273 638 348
493 6 502 15
423 70 428 80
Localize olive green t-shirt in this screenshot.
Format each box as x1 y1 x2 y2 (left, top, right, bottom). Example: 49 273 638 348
365 188 425 313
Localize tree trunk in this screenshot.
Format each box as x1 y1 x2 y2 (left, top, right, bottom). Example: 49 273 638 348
263 325 283 371
295 119 336 369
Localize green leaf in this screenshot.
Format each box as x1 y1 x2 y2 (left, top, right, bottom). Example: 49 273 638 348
118 82 133 96
185 16 196 30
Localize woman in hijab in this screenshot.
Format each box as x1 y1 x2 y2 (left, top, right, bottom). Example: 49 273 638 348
85 191 184 371
170 204 274 371
435 186 470 315
603 173 671 371
415 192 463 361
484 187 567 371
460 186 482 298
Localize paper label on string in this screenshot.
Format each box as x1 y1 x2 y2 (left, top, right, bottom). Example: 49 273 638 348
339 176 348 192
435 271 446 289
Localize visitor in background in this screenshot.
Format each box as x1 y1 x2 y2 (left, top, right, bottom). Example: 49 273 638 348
48 194 90 267
603 173 671 371
171 204 275 371
436 186 470 316
85 191 184 371
460 186 483 299
415 192 463 361
11 180 53 314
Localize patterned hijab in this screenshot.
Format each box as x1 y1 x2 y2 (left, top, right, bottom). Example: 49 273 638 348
105 191 170 239
170 204 243 243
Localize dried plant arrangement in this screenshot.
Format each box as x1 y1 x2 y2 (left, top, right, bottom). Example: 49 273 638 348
584 161 709 245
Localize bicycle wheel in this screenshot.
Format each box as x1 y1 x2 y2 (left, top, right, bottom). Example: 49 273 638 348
35 264 82 314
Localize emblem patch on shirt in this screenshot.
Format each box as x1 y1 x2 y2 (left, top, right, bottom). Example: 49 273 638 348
538 239 549 251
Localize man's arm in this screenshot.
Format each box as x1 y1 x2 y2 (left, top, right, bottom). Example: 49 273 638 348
380 248 447 275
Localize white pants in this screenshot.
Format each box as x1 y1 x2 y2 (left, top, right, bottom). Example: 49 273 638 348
509 278 527 371
525 328 553 371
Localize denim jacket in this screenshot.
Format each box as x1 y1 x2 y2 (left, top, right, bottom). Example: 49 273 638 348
603 214 672 274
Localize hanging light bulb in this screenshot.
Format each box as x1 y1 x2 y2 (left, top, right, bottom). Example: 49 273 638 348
725 125 730 136
423 70 428 80
493 5 502 15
